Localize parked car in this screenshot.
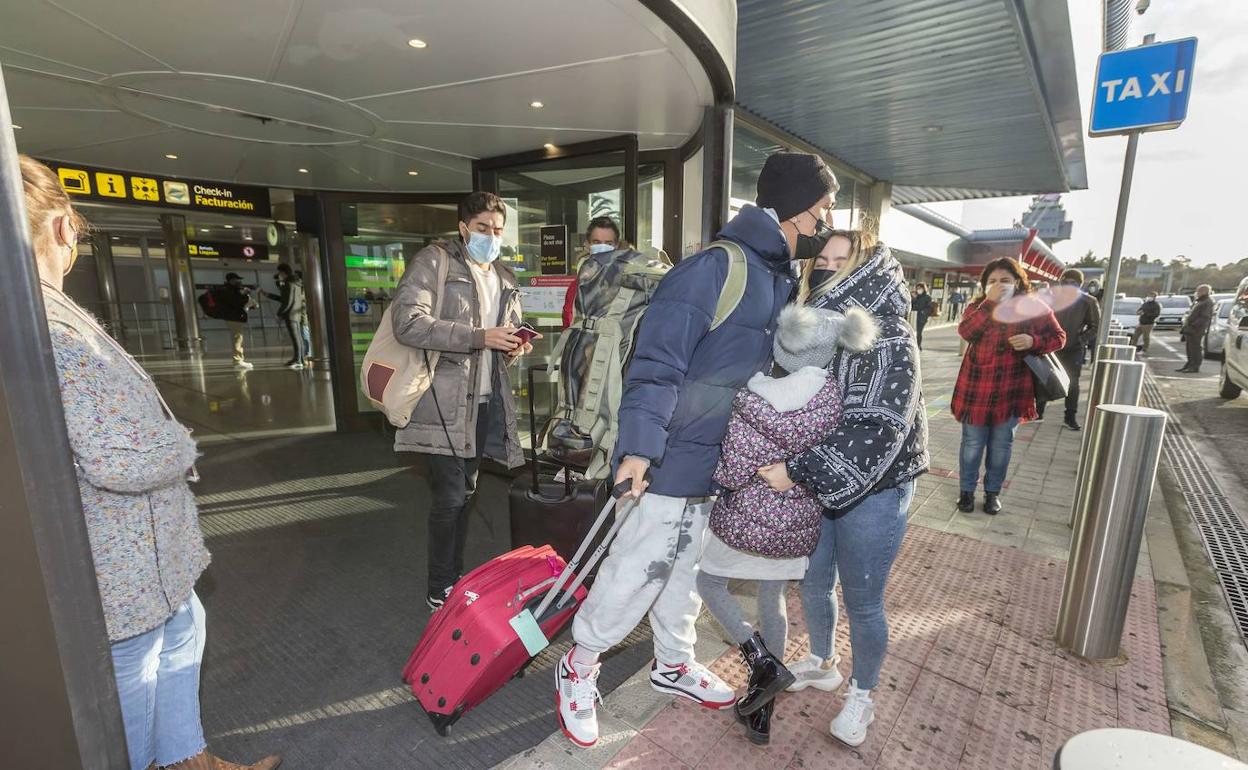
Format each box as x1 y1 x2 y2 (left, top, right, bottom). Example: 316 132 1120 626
1219 300 1248 399
1111 297 1143 337
1204 300 1235 358
1154 294 1192 329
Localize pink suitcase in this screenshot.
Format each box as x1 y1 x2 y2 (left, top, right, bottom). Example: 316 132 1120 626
402 483 637 736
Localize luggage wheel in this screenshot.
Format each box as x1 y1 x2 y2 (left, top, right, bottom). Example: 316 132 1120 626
427 705 464 737
513 659 534 680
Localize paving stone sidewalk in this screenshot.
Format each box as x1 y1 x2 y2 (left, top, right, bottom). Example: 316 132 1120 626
500 325 1172 770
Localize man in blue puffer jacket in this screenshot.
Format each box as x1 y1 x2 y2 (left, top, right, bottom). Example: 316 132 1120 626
556 153 840 748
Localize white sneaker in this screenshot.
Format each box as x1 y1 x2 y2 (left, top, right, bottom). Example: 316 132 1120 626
234 361 254 370
556 648 602 748
649 659 735 709
288 362 305 370
786 654 845 692
829 679 875 747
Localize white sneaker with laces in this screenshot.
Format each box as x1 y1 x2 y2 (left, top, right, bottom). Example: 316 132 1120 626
649 659 735 709
786 654 844 692
829 679 875 747
556 648 602 747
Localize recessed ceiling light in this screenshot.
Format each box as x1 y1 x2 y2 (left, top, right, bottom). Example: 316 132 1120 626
164 153 178 159
200 228 210 233
298 168 309 173
224 224 234 229
408 170 419 176
543 143 556 150
924 125 943 133
111 236 120 241
530 101 544 109
407 38 427 49
12 124 22 130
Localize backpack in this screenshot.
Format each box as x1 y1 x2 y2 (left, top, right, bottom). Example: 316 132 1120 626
543 240 749 478
198 287 225 320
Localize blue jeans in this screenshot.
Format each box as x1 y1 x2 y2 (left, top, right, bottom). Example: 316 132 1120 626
800 481 914 690
300 322 312 359
111 593 207 770
959 418 1020 493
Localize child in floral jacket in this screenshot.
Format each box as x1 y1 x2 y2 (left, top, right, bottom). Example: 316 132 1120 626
697 303 877 745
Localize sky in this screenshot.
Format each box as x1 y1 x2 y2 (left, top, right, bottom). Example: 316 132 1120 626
952 0 1248 268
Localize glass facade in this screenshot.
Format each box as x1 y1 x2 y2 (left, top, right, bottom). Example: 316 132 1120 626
730 121 861 228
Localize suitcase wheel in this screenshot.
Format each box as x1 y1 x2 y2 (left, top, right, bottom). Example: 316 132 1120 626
427 706 465 737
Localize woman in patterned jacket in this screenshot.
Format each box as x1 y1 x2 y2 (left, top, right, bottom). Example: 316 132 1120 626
758 229 930 749
952 258 1065 516
21 156 280 770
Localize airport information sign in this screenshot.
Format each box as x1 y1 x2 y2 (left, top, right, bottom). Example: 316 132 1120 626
46 160 272 218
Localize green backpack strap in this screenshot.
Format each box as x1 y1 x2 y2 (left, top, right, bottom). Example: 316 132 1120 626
708 239 749 331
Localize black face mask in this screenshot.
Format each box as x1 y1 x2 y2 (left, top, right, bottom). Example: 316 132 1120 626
793 219 834 261
808 269 836 290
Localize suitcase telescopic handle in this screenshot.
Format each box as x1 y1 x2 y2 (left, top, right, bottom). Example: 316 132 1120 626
529 471 651 622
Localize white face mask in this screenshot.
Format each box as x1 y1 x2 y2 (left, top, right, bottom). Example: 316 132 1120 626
465 231 501 264
588 243 616 255
999 284 1016 301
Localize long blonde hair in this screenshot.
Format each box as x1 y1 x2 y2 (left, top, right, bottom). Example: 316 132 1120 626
798 228 878 304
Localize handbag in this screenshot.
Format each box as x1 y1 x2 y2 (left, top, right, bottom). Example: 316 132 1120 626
360 247 451 427
1025 351 1070 402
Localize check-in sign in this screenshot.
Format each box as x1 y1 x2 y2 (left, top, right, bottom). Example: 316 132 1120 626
1090 38 1197 136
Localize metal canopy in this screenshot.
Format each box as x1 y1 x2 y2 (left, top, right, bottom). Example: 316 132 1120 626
735 0 1088 203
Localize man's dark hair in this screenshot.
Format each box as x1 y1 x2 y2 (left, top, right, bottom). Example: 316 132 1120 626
915 282 928 291
586 216 620 241
276 262 293 276
458 192 507 225
1061 268 1084 285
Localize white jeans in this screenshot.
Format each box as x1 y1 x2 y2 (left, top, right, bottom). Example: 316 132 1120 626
572 493 712 664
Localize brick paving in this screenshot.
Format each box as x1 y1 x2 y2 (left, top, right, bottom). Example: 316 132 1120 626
505 326 1173 769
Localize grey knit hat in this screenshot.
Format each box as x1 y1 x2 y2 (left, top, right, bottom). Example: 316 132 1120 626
773 305 878 372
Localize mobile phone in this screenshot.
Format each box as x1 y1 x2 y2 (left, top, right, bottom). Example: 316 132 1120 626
514 323 540 345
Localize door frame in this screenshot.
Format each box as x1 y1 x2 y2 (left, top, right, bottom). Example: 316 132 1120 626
319 190 467 433
473 134 640 246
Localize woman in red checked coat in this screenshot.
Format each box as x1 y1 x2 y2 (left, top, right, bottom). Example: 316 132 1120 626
952 258 1065 516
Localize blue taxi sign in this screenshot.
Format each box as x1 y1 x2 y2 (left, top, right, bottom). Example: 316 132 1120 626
1090 37 1197 137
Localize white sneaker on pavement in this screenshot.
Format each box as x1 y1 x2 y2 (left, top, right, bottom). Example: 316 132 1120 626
556 648 603 748
649 659 735 709
786 654 845 692
829 679 875 747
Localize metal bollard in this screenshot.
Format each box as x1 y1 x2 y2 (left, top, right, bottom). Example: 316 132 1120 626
1071 360 1147 525
1094 343 1136 368
1057 404 1166 659
1107 334 1131 346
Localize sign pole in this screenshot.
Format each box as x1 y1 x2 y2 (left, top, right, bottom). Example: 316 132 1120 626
1096 129 1140 346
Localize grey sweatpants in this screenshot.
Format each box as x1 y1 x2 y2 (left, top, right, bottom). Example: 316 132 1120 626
696 572 789 654
572 493 712 664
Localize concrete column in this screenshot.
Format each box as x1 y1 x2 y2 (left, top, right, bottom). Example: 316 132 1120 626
862 181 893 237
299 232 331 370
159 214 202 352
89 231 125 341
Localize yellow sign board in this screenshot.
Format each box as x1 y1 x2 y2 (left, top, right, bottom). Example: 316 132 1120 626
58 168 91 196
131 176 159 202
95 172 126 198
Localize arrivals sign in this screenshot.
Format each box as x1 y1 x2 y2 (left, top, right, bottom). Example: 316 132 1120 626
187 242 270 261
47 160 272 218
1090 38 1197 136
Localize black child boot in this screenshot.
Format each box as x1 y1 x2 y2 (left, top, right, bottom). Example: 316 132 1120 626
736 632 795 716
736 696 774 746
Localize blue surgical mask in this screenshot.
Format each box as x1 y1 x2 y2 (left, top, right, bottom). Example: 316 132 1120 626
589 243 615 255
465 231 501 264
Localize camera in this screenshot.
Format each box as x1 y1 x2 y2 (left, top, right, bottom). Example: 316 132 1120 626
1135 0 1150 15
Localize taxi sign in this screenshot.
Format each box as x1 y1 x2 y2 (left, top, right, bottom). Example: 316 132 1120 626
1090 37 1197 136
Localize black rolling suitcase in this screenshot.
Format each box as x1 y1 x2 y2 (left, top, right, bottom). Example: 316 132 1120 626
509 364 612 571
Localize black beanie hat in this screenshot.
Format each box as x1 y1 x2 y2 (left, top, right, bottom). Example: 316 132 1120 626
755 152 838 222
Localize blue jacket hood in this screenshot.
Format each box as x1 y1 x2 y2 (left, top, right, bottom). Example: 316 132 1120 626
718 205 790 269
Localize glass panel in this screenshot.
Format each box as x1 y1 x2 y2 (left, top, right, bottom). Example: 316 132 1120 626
731 121 859 229
341 201 459 413
636 162 665 254
682 148 703 257
488 152 629 442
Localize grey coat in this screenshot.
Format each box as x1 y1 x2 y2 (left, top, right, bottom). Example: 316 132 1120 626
43 288 210 642
391 239 524 467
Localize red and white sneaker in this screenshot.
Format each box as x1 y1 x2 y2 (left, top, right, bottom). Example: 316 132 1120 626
649 659 735 709
556 648 602 748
